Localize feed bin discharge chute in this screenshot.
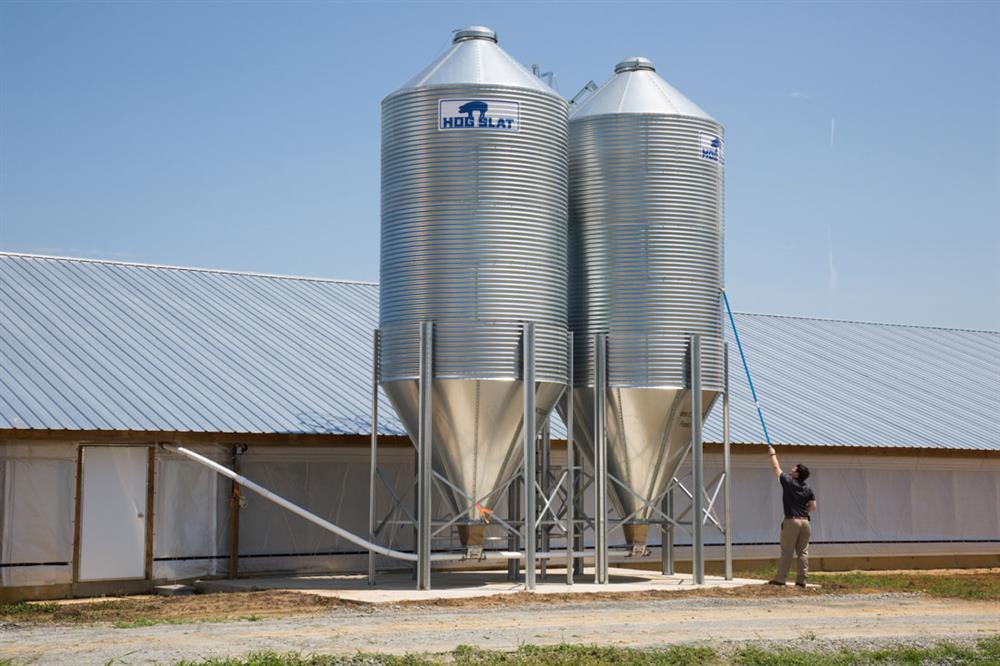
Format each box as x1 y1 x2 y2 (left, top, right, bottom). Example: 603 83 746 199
564 57 725 548
380 27 569 546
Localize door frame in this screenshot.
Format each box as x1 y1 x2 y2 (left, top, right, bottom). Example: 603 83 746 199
71 443 156 589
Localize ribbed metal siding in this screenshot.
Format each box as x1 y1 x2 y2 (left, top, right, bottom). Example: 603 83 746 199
380 85 568 383
570 115 724 390
0 253 397 435
704 314 1000 449
2 254 997 450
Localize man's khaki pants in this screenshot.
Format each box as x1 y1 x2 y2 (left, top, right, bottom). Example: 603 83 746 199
775 517 811 584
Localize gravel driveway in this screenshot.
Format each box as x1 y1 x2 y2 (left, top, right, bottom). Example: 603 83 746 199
2 592 998 665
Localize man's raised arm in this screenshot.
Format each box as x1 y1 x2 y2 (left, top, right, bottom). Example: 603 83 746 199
767 445 782 478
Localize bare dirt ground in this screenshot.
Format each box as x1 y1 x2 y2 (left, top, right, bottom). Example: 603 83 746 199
2 591 352 625
2 587 999 665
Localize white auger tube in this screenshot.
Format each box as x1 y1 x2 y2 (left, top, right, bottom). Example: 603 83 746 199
165 444 585 563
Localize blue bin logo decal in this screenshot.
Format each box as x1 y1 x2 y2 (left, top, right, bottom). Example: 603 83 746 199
458 100 489 121
439 98 520 132
699 133 725 165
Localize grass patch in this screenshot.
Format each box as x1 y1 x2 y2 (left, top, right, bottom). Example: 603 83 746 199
173 638 1000 665
0 601 59 616
113 614 267 629
453 643 718 665
736 634 1000 665
113 617 171 629
1 598 149 625
734 565 779 581
175 644 720 665
735 566 1000 602
809 571 1000 602
175 652 435 665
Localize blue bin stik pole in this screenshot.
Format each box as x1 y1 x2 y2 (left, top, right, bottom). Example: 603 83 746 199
721 289 773 447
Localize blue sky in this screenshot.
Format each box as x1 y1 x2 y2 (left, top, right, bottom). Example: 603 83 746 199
1 2 997 330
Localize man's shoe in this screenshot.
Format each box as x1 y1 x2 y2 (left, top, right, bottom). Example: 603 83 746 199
795 582 807 588
767 580 786 586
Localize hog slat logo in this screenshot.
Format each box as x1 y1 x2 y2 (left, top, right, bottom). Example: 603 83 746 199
439 99 520 132
699 133 724 166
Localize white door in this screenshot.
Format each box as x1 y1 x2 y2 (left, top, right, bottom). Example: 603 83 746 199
78 446 149 581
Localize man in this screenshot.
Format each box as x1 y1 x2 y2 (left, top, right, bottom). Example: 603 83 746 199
766 444 816 587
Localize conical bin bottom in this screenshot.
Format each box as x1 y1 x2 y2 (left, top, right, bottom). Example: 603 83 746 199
384 378 564 527
561 387 718 546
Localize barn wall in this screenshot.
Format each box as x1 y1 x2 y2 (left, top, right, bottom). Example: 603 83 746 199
153 445 230 580
690 449 1000 548
2 438 998 600
0 442 77 587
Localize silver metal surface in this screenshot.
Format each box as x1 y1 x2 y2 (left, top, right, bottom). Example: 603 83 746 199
0 253 392 436
723 341 733 581
701 313 1000 450
452 26 497 43
507 477 520 581
412 447 418 581
594 333 609 584
569 81 597 106
398 27 552 92
417 322 433 590
539 416 550 580
561 58 726 545
662 486 674 574
382 379 564 517
368 330 380 585
614 56 656 73
691 336 704 585
4 252 997 452
523 323 537 591
380 28 569 525
565 332 575 585
571 58 714 120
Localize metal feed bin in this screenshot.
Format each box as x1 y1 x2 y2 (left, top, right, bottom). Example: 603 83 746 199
563 57 726 575
377 26 569 588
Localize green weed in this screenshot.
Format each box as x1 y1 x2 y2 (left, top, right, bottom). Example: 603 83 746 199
172 638 1000 666
113 617 172 629
811 571 1000 602
453 643 718 665
113 615 266 629
0 601 59 617
736 637 1000 665
736 566 1000 602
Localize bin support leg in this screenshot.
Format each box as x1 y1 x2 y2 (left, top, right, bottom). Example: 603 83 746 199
691 335 704 585
594 333 609 585
523 323 537 592
417 322 433 591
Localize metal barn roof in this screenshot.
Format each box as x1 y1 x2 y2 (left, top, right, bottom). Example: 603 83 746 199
2 253 997 450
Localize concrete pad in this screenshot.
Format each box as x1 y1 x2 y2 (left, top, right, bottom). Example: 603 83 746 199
155 584 195 596
196 567 765 604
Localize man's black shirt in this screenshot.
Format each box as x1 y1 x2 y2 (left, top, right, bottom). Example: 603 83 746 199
780 472 815 519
